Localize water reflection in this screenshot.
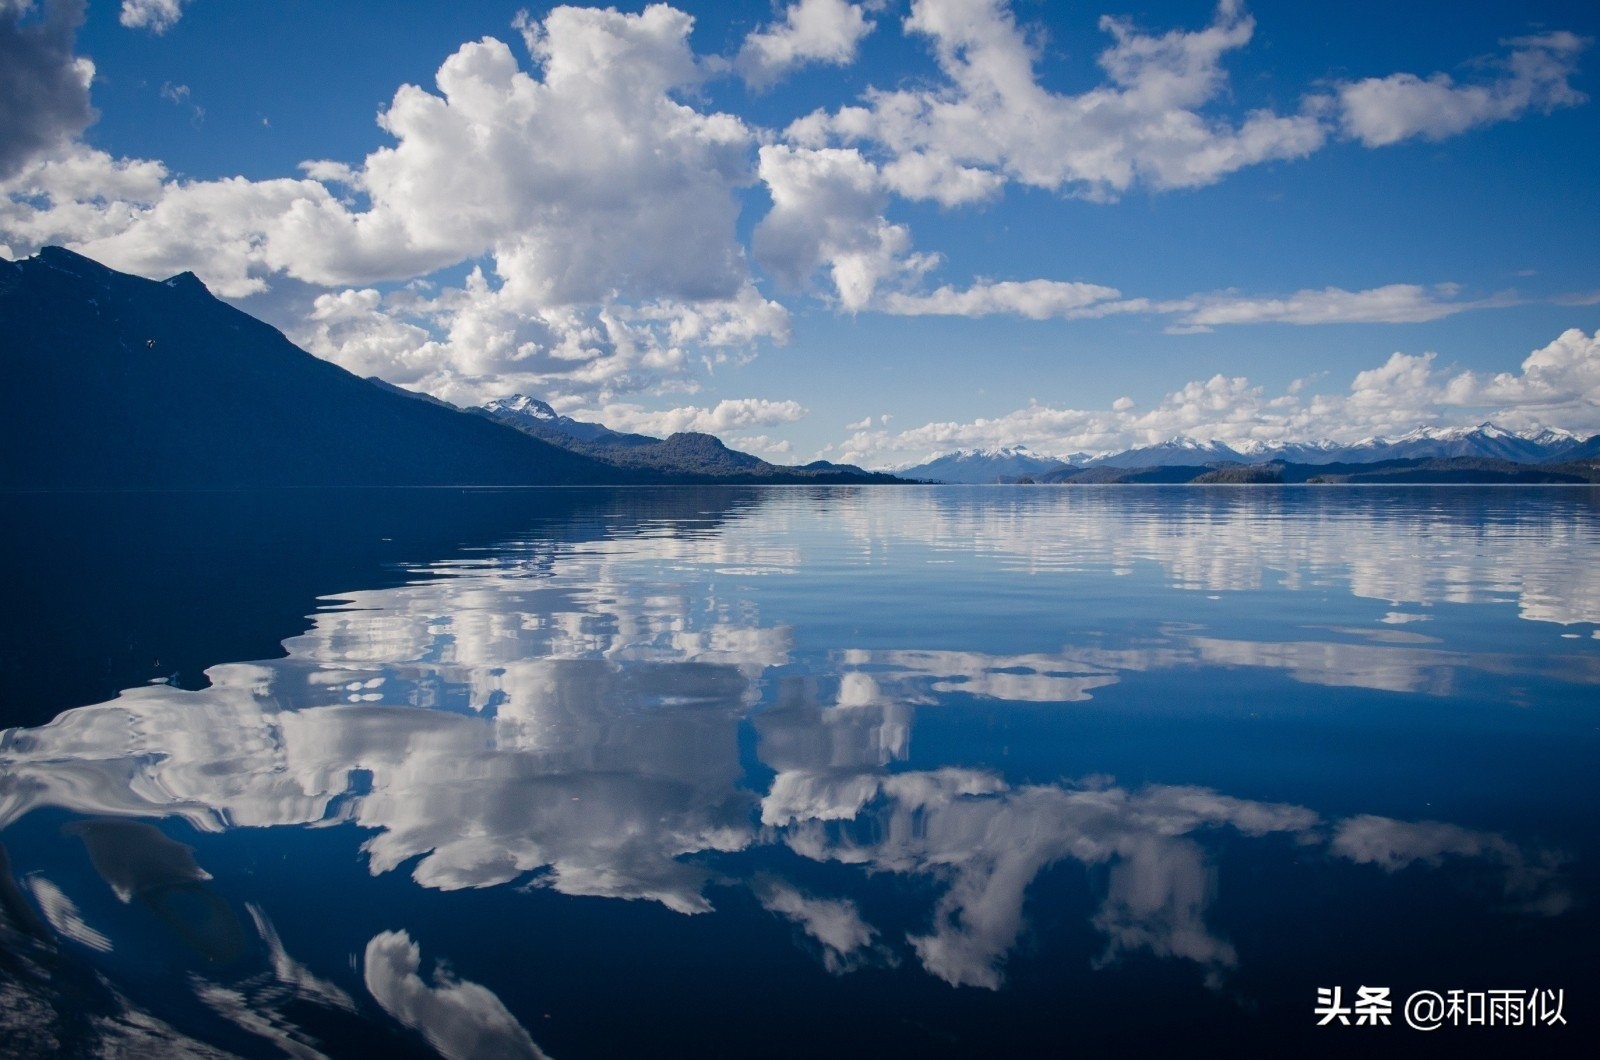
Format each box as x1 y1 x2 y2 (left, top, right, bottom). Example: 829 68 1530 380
836 629 1600 703
365 930 547 1060
750 874 892 975
1 486 1595 1055
756 753 1569 990
0 488 773 727
823 487 1600 624
25 875 111 954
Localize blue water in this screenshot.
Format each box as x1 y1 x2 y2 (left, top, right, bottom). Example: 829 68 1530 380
1 486 1596 1056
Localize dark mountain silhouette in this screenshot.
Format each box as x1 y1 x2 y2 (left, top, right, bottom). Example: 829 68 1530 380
1285 457 1598 484
0 247 635 489
1553 434 1600 462
1039 464 1217 484
0 248 900 488
366 375 465 412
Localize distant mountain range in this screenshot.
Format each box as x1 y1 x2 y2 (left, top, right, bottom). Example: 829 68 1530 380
897 446 1083 485
1036 457 1600 486
0 248 894 489
475 394 886 481
902 423 1600 483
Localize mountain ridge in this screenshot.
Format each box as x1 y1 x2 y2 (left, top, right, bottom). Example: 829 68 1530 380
2 247 638 489
476 392 896 482
0 248 897 489
901 422 1598 481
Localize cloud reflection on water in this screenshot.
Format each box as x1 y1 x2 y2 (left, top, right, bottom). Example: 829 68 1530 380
0 486 1590 1048
823 487 1600 625
1 655 1572 992
365 930 548 1060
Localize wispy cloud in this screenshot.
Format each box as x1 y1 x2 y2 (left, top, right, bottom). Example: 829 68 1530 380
875 278 1504 328
1173 283 1514 330
159 80 204 124
881 279 1125 319
1336 32 1589 147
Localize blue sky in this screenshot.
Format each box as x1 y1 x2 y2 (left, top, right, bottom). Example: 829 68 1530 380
4 0 1599 466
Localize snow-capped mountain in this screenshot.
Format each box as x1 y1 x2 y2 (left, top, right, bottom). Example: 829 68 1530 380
1324 423 1582 464
484 393 560 421
899 446 1080 483
478 394 899 481
1090 436 1246 468
1230 438 1350 464
479 394 646 445
906 422 1593 477
1092 423 1586 468
1218 423 1583 465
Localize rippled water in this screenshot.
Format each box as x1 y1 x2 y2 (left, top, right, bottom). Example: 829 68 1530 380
2 486 1596 1056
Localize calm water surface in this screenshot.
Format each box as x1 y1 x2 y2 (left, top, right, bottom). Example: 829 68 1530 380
2 486 1597 1056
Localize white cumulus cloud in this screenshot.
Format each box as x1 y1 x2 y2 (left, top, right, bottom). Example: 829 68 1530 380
729 433 796 459
119 0 189 35
1447 327 1600 429
293 265 789 407
787 0 1327 204
593 397 808 437
0 0 95 179
754 143 937 310
737 0 877 88
4 0 1592 427
7 7 764 301
3 6 793 406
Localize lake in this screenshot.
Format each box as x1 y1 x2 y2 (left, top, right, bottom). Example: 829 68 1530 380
1 485 1596 1056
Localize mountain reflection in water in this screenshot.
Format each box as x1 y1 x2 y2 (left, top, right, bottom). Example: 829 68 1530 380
1 486 1596 1056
